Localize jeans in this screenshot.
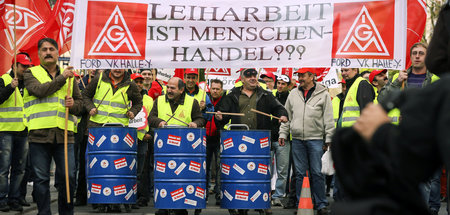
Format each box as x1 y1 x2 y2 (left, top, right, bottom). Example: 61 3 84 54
206 135 220 200
0 133 28 203
420 169 441 211
291 139 327 210
75 135 87 201
30 143 75 215
137 139 150 200
270 140 290 199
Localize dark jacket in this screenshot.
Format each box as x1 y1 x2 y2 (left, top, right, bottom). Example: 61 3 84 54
344 74 375 110
271 90 289 141
426 3 450 77
83 70 143 128
215 86 288 131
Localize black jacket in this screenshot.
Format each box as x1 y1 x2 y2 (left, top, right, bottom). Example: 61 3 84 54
215 86 288 131
426 3 450 77
271 90 289 141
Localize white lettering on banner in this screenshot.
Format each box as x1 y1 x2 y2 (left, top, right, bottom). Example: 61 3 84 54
260 137 269 149
96 135 106 147
189 161 201 173
223 138 234 150
129 158 136 170
167 135 181 147
224 190 233 201
114 184 127 196
242 135 255 144
192 138 201 149
195 187 205 199
91 183 102 194
258 163 268 175
171 188 186 202
89 157 98 169
233 163 246 175
175 162 187 175
114 157 128 169
156 161 166 173
221 163 230 175
88 133 95 145
235 190 249 201
124 133 135 147
184 198 197 206
250 190 262 202
125 189 133 200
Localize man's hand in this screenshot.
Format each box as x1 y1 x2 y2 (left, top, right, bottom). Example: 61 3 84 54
65 96 74 108
158 121 167 128
353 103 391 142
199 100 206 110
279 116 288 123
215 111 223 121
62 66 74 79
188 122 198 128
89 108 98 116
126 111 135 119
279 138 285 146
396 70 408 83
10 78 18 88
323 142 330 151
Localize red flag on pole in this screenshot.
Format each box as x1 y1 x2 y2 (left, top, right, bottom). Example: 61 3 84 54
405 0 427 69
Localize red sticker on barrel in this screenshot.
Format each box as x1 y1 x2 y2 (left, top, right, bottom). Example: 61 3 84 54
174 162 186 175
114 157 127 169
114 184 127 196
184 198 197 206
124 133 135 147
156 161 166 173
223 138 234 150
192 138 201 149
203 136 206 147
224 190 233 201
125 189 133 200
189 161 201 173
88 133 95 145
171 188 186 201
133 184 137 194
235 190 249 201
260 137 269 148
242 135 255 144
129 158 136 170
233 163 246 175
91 183 101 194
221 163 230 175
167 135 181 147
96 135 106 147
258 164 268 175
250 190 261 202
195 187 205 199
89 157 98 169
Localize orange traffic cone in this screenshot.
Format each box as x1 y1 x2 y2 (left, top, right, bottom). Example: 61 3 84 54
297 172 314 215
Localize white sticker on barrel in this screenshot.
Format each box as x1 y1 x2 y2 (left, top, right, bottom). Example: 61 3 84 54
195 186 205 199
157 139 163 148
238 144 247 153
203 161 206 171
168 160 177 169
192 138 201 149
221 163 230 175
263 193 269 201
155 189 159 202
156 161 166 173
189 161 201 173
235 190 249 201
186 185 194 194
154 133 158 142
220 191 223 199
233 163 246 175
110 135 119 144
247 162 256 171
184 198 197 206
224 190 233 201
88 133 95 145
167 135 181 147
87 190 91 199
96 135 106 147
258 164 268 175
171 188 186 202
260 137 269 148
203 136 206 147
100 160 109 168
160 189 167 198
114 184 127 196
89 157 98 169
133 184 137 194
124 133 135 148
174 162 186 175
223 138 234 150
103 187 111 196
250 190 261 202
220 144 223 153
129 158 136 170
114 157 127 169
125 189 133 200
91 183 101 194
187 132 195 141
242 135 255 144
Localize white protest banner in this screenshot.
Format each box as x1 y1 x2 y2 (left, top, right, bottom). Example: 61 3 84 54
71 0 407 70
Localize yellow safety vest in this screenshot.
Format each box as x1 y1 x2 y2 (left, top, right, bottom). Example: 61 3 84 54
0 74 26 131
157 95 194 126
90 72 130 125
137 94 153 140
341 77 366 127
190 88 206 103
24 65 75 131
332 96 341 128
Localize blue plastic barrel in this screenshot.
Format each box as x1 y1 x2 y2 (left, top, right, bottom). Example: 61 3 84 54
153 128 206 209
86 126 137 204
220 127 271 209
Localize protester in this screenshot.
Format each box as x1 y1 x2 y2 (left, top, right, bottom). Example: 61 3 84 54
140 69 154 92
183 68 214 120
369 69 388 94
360 70 371 80
260 71 277 91
23 38 83 215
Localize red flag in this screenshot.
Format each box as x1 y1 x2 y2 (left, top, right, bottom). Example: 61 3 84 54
53 0 75 55
405 0 426 69
0 0 51 75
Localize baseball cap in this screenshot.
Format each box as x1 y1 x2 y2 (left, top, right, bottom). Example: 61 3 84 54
294 68 315 74
241 68 258 77
185 68 199 75
260 71 276 82
277 74 290 83
338 79 346 84
12 53 33 66
369 69 387 84
131 73 144 80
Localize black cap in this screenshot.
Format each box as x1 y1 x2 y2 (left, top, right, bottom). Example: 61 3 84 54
241 68 258 77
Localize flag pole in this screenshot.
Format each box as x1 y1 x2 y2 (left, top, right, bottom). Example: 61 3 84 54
64 77 72 204
13 3 17 105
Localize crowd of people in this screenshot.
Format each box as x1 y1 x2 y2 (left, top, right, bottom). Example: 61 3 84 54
0 33 447 215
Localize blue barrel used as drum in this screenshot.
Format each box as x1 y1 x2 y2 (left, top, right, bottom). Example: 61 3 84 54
154 128 206 209
86 126 138 204
220 125 271 209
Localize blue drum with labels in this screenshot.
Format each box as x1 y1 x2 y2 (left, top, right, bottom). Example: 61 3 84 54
86 125 137 204
154 127 207 209
220 125 271 209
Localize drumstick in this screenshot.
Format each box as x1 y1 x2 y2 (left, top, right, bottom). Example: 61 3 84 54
166 112 176 123
250 108 281 120
165 113 189 126
121 91 130 112
206 111 244 116
95 88 110 109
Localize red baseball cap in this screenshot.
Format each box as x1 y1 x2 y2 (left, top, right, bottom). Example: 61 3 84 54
12 53 33 66
338 79 346 84
260 71 276 82
185 68 199 75
369 69 387 84
294 68 315 74
131 73 144 80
